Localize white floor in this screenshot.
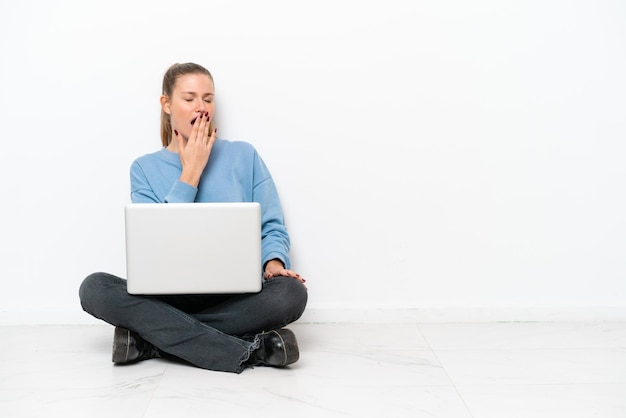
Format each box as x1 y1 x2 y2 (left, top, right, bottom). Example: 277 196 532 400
1 321 626 418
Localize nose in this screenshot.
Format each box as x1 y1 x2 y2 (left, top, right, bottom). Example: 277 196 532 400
194 97 207 113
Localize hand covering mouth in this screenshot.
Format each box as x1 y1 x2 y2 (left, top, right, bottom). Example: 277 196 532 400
190 116 198 125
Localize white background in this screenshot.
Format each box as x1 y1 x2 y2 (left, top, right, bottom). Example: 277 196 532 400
1 0 625 322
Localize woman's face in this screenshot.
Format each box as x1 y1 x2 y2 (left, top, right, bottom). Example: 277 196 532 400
161 73 215 140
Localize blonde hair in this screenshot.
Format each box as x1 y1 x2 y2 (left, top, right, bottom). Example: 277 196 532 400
160 63 215 147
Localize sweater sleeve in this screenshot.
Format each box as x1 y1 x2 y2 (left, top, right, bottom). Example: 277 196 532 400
130 160 160 203
164 181 198 203
130 158 198 203
252 151 292 270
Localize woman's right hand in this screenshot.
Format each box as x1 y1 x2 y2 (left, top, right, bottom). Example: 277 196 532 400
176 111 216 188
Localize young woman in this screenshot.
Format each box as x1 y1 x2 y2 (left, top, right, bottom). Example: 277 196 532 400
79 63 308 373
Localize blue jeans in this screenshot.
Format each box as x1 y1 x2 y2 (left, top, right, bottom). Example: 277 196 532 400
79 272 308 373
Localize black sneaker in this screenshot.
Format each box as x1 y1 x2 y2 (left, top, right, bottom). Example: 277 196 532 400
247 329 299 367
112 327 160 364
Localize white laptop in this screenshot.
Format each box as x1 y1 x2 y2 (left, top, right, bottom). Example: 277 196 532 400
124 202 262 295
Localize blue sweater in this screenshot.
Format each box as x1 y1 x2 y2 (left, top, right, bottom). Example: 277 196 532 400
129 139 291 269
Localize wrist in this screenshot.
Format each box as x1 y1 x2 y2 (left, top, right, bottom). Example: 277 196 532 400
264 258 284 271
179 169 201 188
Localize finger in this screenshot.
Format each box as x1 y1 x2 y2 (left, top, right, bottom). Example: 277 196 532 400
191 112 203 143
197 111 208 142
283 269 304 281
293 275 307 288
208 128 217 147
189 112 203 142
287 271 306 283
203 114 212 144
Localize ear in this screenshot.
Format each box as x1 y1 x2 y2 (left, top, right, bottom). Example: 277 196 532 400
160 95 171 114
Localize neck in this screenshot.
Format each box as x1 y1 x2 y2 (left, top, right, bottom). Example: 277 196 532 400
167 137 181 153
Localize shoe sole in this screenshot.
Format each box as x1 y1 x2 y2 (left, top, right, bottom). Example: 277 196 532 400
112 327 131 363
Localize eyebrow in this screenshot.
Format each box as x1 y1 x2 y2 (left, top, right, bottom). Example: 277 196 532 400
181 91 214 96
